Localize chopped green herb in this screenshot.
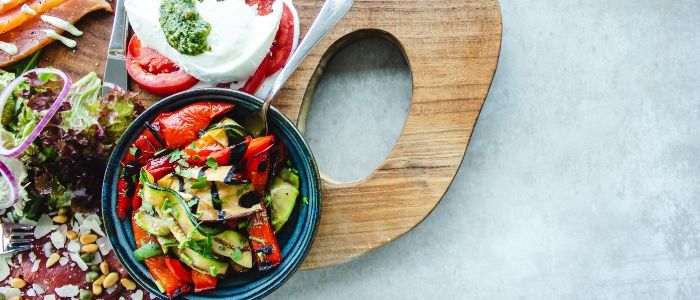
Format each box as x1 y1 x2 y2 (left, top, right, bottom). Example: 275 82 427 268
249 236 265 244
133 242 163 261
231 248 243 262
129 147 138 156
169 149 184 163
265 195 272 207
192 155 201 161
154 149 168 157
206 157 219 170
237 220 248 230
191 176 208 189
187 197 199 207
302 196 309 204
177 159 190 167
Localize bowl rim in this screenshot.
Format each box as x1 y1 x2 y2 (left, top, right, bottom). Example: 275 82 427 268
101 88 322 300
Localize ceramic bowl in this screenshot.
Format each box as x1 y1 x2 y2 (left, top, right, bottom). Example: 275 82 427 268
102 88 321 299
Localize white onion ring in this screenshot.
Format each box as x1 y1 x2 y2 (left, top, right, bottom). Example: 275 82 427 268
0 68 72 157
0 68 72 206
0 159 18 209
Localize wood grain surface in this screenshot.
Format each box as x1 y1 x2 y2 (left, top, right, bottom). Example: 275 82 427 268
38 0 502 270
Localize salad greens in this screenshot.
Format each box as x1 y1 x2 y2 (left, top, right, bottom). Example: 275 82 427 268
0 70 141 219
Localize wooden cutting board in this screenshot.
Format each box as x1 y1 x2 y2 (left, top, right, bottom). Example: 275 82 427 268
39 0 502 270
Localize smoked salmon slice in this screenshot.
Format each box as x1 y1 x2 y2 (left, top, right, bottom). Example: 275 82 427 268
0 0 28 14
0 0 70 35
0 0 111 67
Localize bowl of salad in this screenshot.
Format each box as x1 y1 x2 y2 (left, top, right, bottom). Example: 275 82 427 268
101 88 321 299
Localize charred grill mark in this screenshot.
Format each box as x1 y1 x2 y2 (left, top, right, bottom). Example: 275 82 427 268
144 121 166 148
239 191 261 209
177 176 185 192
211 182 221 210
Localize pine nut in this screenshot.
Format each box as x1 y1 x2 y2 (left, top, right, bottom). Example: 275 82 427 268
93 274 106 287
102 272 119 288
66 230 78 240
53 215 68 224
99 261 109 275
10 277 26 289
8 297 20 300
92 284 103 296
46 253 60 267
82 244 99 253
120 278 137 290
80 234 98 245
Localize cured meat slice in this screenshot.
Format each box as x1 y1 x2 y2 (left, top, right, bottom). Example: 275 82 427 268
0 0 111 67
0 0 70 34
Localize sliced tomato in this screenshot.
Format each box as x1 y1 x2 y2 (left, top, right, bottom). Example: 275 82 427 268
165 258 194 284
245 0 274 15
126 35 198 95
191 271 217 292
267 3 294 76
240 56 269 95
156 102 236 149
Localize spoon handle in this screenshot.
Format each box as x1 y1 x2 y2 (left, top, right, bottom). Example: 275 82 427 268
262 0 355 112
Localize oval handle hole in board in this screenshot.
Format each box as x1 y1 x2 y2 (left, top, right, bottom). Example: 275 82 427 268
298 30 412 183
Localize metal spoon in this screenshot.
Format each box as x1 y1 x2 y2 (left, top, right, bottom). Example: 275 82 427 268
258 0 355 134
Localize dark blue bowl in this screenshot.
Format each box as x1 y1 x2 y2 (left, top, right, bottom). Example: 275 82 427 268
102 89 321 300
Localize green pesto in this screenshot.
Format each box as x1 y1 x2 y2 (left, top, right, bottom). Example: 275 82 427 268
159 0 211 55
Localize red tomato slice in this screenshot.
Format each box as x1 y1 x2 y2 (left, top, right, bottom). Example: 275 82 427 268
245 0 274 15
240 56 269 95
267 3 294 76
126 35 199 95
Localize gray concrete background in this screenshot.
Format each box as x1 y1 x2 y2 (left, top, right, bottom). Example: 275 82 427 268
270 0 700 299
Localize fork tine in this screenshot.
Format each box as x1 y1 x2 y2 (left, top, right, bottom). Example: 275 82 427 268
9 239 32 245
4 245 31 255
8 224 34 232
10 231 33 238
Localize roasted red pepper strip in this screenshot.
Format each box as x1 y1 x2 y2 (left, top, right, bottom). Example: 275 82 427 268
243 135 275 161
247 205 282 271
191 270 217 292
245 143 273 193
132 214 191 297
165 258 193 284
185 136 251 166
144 156 176 181
132 182 143 211
116 179 132 220
244 140 281 270
156 102 235 149
183 145 225 165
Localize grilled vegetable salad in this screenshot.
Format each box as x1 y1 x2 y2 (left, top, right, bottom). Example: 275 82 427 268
118 101 300 296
